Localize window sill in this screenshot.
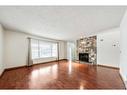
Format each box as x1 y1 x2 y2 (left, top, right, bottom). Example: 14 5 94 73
32 57 57 60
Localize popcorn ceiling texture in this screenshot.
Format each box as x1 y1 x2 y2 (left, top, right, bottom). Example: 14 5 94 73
77 36 97 63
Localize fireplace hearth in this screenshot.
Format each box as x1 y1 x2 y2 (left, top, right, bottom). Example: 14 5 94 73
79 53 89 62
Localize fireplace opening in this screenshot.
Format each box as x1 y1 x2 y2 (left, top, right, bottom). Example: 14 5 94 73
79 53 89 62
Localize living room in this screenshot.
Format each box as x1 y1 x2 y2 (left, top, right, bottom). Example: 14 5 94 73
0 6 127 89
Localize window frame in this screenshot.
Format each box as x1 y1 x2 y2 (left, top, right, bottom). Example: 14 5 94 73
31 39 58 59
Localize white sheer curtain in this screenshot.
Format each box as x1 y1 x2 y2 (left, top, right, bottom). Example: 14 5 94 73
28 38 33 66
28 38 59 65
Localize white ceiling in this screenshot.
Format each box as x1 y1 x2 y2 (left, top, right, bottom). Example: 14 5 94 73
0 6 126 41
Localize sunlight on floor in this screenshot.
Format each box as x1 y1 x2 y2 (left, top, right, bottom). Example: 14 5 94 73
68 60 72 74
29 64 58 88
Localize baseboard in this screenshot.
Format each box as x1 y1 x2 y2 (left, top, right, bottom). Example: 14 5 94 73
119 73 127 89
97 64 119 70
125 81 127 89
32 59 67 65
0 69 5 78
32 60 57 65
5 65 27 71
4 59 67 71
59 59 67 61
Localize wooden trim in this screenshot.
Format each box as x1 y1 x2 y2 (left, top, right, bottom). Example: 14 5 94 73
119 73 127 89
97 64 119 70
0 70 5 78
4 59 68 71
5 65 27 71
32 59 67 66
59 59 67 61
32 60 58 66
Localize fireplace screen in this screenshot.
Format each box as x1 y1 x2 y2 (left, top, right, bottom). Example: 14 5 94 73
79 53 89 62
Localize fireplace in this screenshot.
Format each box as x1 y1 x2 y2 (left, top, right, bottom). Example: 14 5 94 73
79 53 89 62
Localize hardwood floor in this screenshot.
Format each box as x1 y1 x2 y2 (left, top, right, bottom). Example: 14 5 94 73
0 60 125 89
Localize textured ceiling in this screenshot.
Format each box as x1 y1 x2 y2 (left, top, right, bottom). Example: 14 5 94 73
0 6 126 40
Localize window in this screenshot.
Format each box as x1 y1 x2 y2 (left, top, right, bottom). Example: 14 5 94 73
39 41 52 58
31 39 58 59
31 39 39 59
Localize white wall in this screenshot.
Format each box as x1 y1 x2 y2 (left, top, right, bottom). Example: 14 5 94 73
120 10 127 82
97 28 120 68
4 30 67 68
4 30 28 68
0 24 4 75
